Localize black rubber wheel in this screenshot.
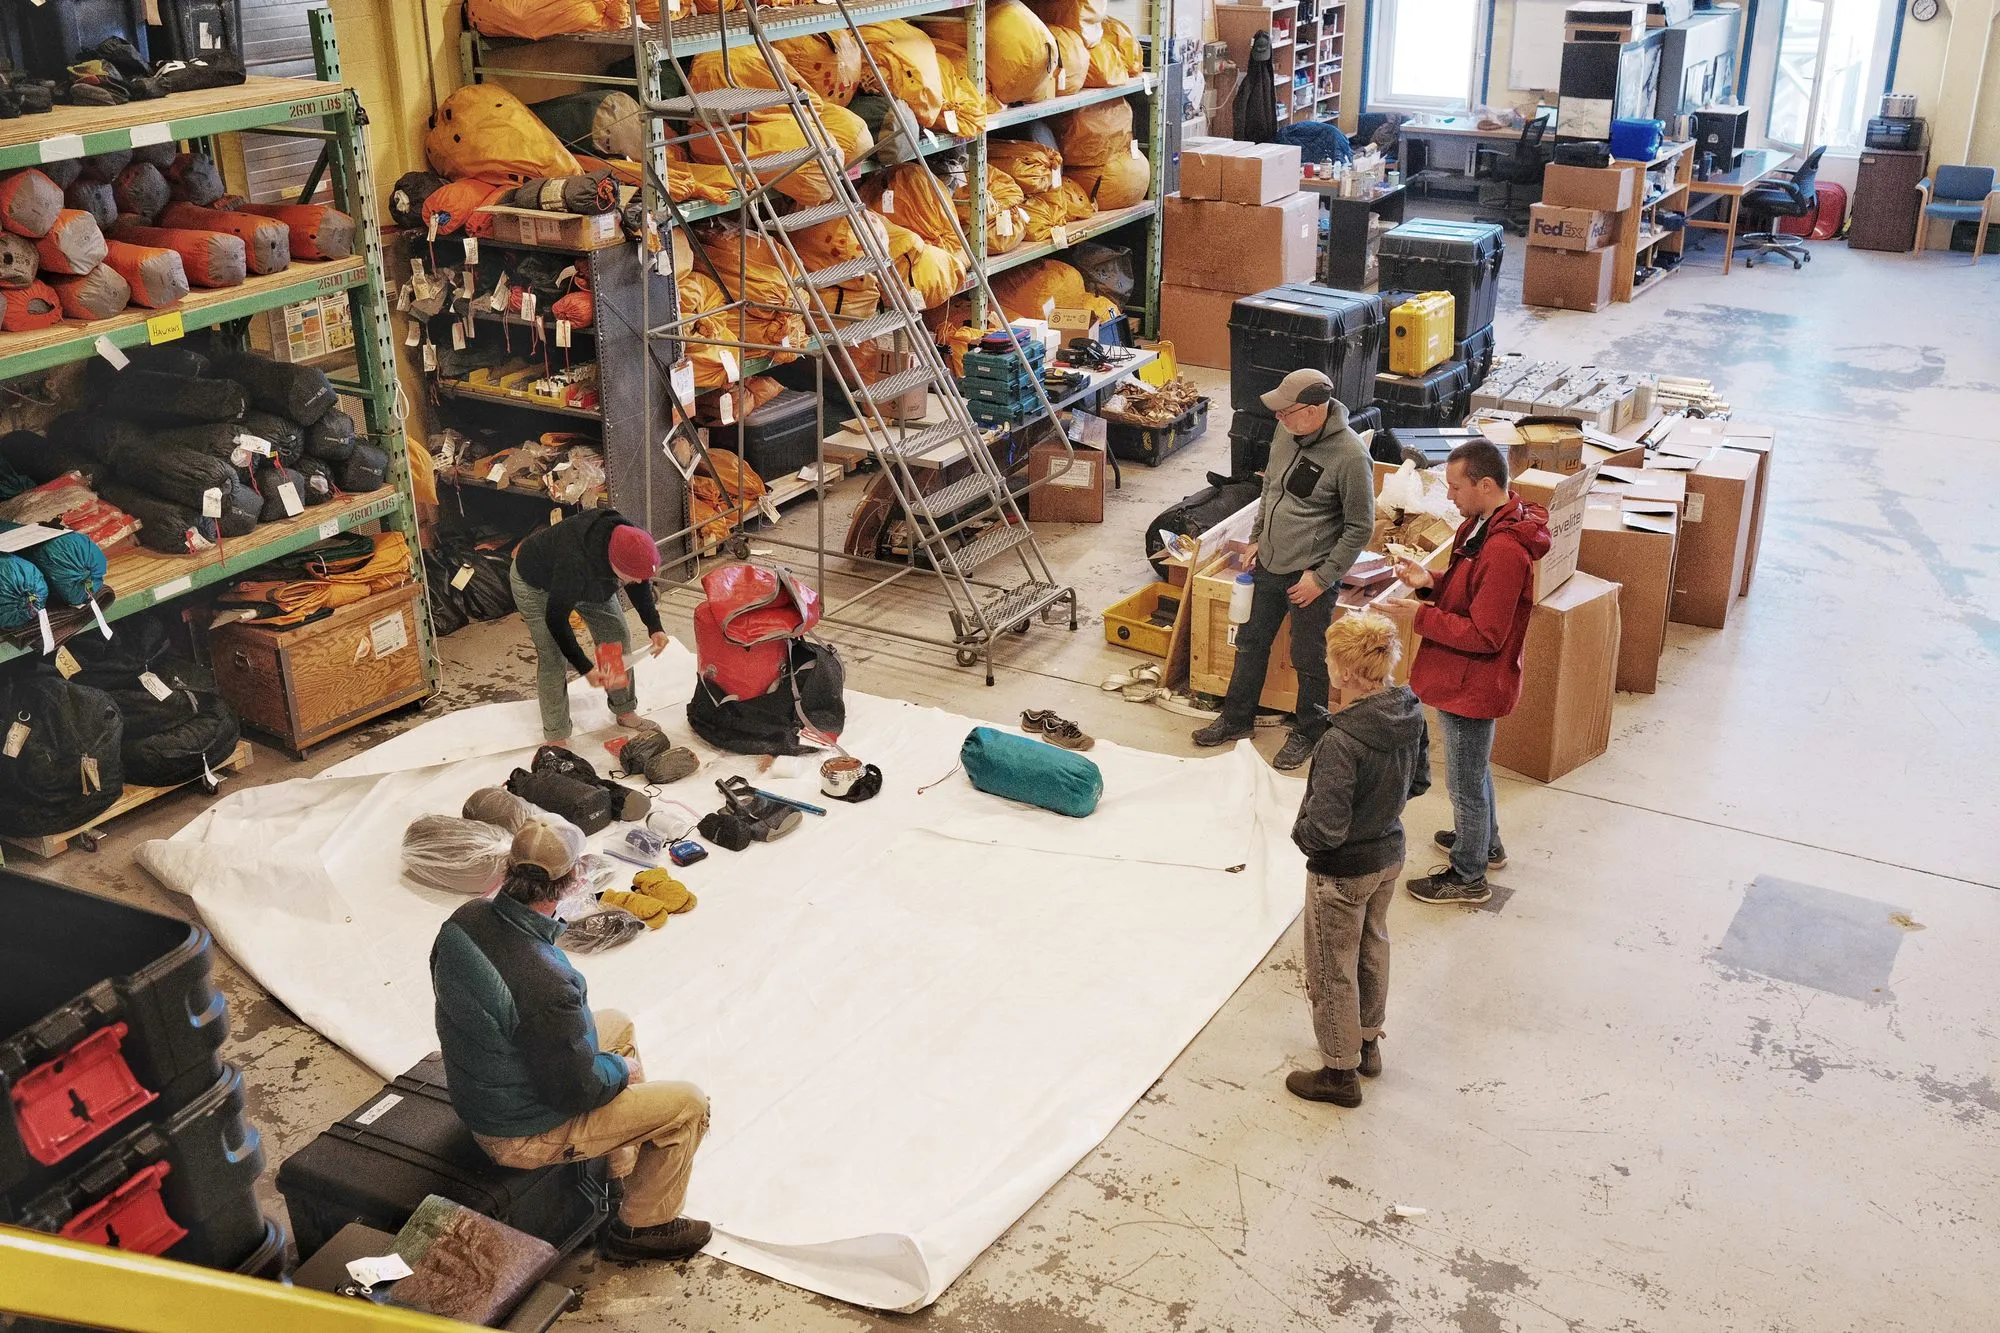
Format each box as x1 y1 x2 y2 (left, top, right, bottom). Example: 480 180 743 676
956 647 980 667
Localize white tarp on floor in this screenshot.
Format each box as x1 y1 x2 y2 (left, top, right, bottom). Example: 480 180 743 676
140 645 1305 1310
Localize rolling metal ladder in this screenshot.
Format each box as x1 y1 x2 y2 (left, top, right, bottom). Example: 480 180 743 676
629 0 1079 683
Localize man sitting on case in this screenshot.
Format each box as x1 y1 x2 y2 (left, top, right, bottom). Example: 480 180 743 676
431 821 711 1261
1193 368 1376 770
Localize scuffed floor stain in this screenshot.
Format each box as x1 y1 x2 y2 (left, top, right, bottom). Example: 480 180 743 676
1914 1074 2000 1124
1317 1262 1396 1317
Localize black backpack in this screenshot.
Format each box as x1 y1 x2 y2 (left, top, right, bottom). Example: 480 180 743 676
686 639 845 756
63 608 240 789
0 668 124 836
1145 473 1264 580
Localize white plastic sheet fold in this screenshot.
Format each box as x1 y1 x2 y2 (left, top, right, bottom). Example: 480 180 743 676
141 644 1305 1309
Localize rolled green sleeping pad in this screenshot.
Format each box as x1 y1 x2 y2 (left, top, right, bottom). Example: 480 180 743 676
959 725 1103 817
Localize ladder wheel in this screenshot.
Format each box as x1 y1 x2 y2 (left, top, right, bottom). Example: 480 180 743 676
1010 621 1029 635
956 646 980 667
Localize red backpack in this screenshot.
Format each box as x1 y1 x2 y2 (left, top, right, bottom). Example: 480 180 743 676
692 563 823 700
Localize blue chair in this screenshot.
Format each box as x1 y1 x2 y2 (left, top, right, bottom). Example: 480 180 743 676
1915 164 1997 263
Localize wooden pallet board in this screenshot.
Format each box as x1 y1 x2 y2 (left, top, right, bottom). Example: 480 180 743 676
3 740 255 859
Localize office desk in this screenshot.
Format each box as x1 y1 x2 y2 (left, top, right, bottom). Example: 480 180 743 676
1685 148 1790 274
1300 178 1406 288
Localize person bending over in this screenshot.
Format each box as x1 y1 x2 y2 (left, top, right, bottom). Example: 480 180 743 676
431 821 711 1261
1192 369 1375 771
510 509 669 743
1284 611 1430 1107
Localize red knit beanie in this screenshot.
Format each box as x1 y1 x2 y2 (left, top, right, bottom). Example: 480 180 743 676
608 523 660 582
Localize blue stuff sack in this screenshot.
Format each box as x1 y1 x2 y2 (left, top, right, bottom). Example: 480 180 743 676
22 530 107 607
0 551 49 630
960 726 1103 818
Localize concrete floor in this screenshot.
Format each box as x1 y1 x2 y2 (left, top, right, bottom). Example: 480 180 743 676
39 221 2000 1332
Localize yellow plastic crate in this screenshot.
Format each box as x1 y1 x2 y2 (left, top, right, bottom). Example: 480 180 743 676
1102 582 1179 658
1388 292 1456 377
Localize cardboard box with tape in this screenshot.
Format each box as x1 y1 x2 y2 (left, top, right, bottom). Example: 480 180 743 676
1579 490 1681 693
1668 447 1758 629
1491 570 1623 782
1163 193 1318 294
1511 461 1605 602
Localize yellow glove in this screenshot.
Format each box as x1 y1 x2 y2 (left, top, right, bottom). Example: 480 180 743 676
597 888 670 929
631 867 698 915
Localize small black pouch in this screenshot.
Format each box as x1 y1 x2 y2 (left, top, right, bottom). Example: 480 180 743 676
1284 455 1324 499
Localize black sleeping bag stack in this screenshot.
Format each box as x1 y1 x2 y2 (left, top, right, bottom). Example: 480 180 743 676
0 667 124 836
65 612 242 788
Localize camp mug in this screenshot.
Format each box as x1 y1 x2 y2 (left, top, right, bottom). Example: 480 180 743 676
821 755 865 797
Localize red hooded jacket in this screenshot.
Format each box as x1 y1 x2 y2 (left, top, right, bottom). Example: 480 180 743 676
1409 495 1552 720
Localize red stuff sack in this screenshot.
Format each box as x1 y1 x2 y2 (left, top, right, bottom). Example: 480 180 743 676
691 562 823 700
155 202 289 274
34 209 108 276
109 221 246 288
103 239 190 309
47 264 131 319
227 202 356 260
1 281 63 331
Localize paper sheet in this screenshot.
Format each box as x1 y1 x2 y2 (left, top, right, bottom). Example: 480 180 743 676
140 645 1303 1310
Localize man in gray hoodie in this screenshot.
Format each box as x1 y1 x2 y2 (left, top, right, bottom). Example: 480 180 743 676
1194 368 1377 770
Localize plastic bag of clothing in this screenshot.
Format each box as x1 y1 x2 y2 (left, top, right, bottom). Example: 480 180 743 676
561 909 647 953
1057 99 1131 165
1 282 61 332
402 814 514 895
982 1 1059 103
34 210 106 276
0 671 123 838
1048 26 1090 96
463 785 543 833
215 351 337 425
108 221 244 288
858 21 945 128
991 257 1088 322
228 202 356 261
21 530 106 606
156 203 289 274
0 171 63 238
426 84 581 185
1028 0 1104 45
774 31 862 105
102 238 189 309
0 552 49 628
63 178 117 230
113 162 171 222
987 138 1062 194
1068 150 1149 210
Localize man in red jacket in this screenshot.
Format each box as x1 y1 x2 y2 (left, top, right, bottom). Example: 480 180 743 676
1384 439 1551 905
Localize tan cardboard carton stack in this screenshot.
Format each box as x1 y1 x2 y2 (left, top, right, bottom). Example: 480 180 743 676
1492 571 1623 782
1521 164 1634 313
1578 467 1686 692
1159 140 1309 368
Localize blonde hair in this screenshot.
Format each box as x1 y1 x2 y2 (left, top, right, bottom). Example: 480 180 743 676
1324 611 1401 690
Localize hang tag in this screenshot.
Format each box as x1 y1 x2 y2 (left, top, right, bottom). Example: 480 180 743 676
37 608 53 655
422 342 438 372
411 258 426 280
519 292 536 323
234 433 272 456
94 336 129 370
451 564 476 590
2 721 27 759
1051 224 1071 248
1057 67 1067 91
881 188 895 214
90 597 110 638
427 214 440 243
346 1255 413 1289
1050 166 1062 188
396 286 411 312
54 645 78 679
555 318 573 348
201 487 223 518
81 754 100 793
671 359 696 406
278 482 303 516
489 276 510 311
319 519 340 540
487 462 506 483
139 671 174 702
459 267 476 299
452 323 466 351
719 349 739 382
1131 140 1143 159
996 209 1014 237
556 265 578 287
463 237 478 265
943 108 959 134
719 393 736 426
550 508 564 527
404 322 420 348
655 249 673 277
201 749 218 788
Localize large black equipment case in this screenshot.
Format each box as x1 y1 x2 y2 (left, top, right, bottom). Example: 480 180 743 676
1374 426 1481 468
1375 221 1506 340
5 0 150 80
1374 361 1474 430
1228 402 1381 478
1453 324 1497 388
1227 284 1385 414
733 387 823 481
275 1054 610 1259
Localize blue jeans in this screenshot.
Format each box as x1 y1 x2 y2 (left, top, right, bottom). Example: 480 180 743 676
510 564 636 741
1437 709 1502 881
1219 565 1336 736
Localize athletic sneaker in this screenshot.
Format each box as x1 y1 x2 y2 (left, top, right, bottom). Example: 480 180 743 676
1272 729 1319 772
1285 1066 1362 1106
602 1216 712 1261
1406 868 1493 905
1191 719 1253 747
1433 829 1507 869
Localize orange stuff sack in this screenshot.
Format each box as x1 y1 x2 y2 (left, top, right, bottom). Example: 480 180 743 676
550 289 594 327
983 1 1060 104
1085 31 1139 86
0 171 63 238
102 239 190 309
858 21 945 128
1056 98 1132 165
426 85 580 185
954 165 1028 253
774 31 862 105
1068 150 1149 211
466 0 627 37
48 264 131 320
107 221 246 289
1028 0 1104 45
1048 26 1090 96
33 210 107 276
990 257 1087 322
2 281 62 331
1102 16 1144 72
228 202 355 260
863 162 962 251
421 177 508 235
923 28 1001 135
986 138 1063 195
156 202 290 274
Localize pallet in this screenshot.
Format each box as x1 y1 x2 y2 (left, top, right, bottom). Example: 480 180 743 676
2 740 255 859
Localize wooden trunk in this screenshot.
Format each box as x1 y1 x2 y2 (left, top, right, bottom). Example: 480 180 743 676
207 583 430 756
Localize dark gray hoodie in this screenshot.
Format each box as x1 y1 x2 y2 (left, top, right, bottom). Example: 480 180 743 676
1290 684 1432 877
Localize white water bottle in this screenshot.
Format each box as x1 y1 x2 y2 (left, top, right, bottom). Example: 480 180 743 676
1229 572 1255 624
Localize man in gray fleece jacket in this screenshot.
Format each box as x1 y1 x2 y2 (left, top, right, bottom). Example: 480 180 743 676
1194 368 1376 770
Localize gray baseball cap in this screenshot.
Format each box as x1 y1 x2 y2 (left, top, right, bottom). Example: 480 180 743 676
1259 368 1336 413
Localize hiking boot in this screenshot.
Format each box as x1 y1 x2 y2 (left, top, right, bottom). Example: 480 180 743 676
1285 1066 1362 1107
1272 729 1319 771
601 1216 712 1262
1433 829 1507 869
1358 1038 1382 1078
1191 719 1253 747
1406 868 1493 905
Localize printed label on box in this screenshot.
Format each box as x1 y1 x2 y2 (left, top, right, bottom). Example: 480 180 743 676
370 613 410 659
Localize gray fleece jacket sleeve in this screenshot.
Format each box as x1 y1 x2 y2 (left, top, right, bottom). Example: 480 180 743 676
1312 449 1377 590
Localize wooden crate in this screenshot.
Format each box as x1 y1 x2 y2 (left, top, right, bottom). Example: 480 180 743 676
207 583 431 756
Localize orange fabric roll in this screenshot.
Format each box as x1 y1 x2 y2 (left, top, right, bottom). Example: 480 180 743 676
155 202 290 274
108 221 246 288
34 210 108 276
47 264 132 320
1 281 62 331
102 239 190 309
226 202 356 260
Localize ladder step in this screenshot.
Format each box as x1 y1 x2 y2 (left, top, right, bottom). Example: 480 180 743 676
803 255 883 289
947 521 1031 573
977 581 1071 634
772 200 854 232
745 147 819 177
858 366 938 403
659 88 796 116
920 473 1008 521
877 420 967 460
825 310 915 347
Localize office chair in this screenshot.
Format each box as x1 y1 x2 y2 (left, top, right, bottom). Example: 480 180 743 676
1738 146 1825 270
1473 114 1550 235
1915 165 1997 263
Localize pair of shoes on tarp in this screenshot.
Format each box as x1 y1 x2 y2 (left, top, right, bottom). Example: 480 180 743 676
1021 709 1094 751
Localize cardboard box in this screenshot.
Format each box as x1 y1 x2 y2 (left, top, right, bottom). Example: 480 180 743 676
1663 418 1773 595
1512 462 1604 602
1521 245 1618 313
1221 143 1303 205
1027 441 1106 523
1540 163 1636 212
1163 193 1317 294
1158 283 1238 368
1669 448 1758 629
1177 137 1236 200
1481 417 1588 475
1579 501 1678 692
1527 204 1614 251
1491 571 1622 782
476 205 623 249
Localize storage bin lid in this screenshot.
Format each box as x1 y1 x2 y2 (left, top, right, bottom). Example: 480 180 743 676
1378 219 1507 262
